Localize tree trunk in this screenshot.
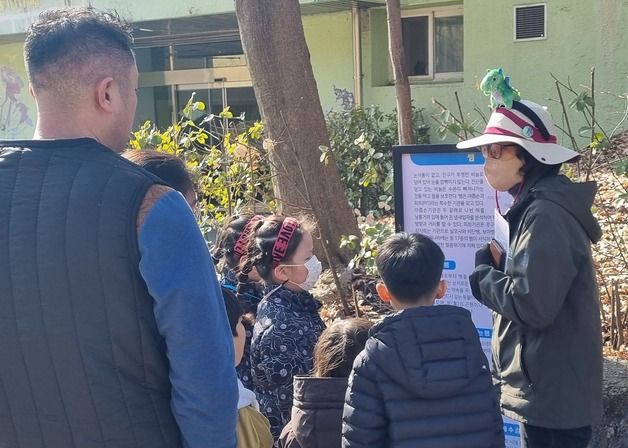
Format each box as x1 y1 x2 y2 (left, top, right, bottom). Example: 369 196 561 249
386 0 416 145
235 0 359 266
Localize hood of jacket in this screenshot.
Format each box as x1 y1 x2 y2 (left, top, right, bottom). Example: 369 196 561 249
367 305 490 400
260 283 323 314
510 174 602 243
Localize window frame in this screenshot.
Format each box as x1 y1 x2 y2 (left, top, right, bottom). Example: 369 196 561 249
400 4 464 83
513 3 547 42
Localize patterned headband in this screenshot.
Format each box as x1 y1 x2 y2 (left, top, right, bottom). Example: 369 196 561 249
271 217 300 263
233 215 263 259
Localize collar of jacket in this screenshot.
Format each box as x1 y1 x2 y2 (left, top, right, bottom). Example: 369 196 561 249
262 283 322 314
504 170 549 222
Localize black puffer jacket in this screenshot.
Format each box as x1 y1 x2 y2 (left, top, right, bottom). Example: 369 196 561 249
342 305 504 448
279 377 347 448
469 174 603 428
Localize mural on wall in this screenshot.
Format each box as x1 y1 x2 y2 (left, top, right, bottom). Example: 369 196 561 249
0 43 35 139
0 65 33 138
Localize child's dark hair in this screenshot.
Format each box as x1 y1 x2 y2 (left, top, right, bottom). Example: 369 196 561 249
236 215 314 302
376 232 444 303
313 318 372 378
221 286 243 337
123 150 195 197
213 214 264 268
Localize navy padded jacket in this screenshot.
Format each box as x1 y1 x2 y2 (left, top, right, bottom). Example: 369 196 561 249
342 305 504 448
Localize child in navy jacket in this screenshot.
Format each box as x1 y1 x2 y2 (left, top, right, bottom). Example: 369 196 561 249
342 233 504 448
239 216 326 442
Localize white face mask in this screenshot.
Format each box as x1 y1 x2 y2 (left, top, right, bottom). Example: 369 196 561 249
293 256 322 291
483 155 524 192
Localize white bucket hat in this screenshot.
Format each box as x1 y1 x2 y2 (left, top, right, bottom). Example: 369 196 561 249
456 100 580 165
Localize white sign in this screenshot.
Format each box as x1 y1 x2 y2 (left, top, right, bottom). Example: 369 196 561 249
395 147 520 447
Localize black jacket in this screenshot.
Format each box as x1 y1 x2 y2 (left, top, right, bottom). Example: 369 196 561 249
342 305 504 448
279 377 347 448
470 174 603 428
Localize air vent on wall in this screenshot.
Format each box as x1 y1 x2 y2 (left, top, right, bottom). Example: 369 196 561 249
515 4 546 40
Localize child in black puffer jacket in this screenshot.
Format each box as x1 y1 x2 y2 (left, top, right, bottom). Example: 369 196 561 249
342 233 504 448
239 216 326 443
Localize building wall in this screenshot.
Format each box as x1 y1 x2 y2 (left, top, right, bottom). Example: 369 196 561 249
0 0 355 32
363 0 628 144
302 11 355 112
90 0 235 22
0 0 80 36
1 0 626 141
594 0 628 133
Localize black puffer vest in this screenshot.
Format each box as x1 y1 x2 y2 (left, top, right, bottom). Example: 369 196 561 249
0 139 181 448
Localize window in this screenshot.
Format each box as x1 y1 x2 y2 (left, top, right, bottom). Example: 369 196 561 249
135 47 169 73
401 6 463 81
514 4 546 41
174 41 245 70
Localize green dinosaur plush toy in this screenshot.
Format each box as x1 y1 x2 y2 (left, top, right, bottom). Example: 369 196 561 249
480 67 521 109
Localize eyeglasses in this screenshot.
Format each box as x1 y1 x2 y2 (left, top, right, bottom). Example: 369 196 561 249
480 143 519 160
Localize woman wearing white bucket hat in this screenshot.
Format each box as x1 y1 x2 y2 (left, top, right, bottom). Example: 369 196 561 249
458 100 603 448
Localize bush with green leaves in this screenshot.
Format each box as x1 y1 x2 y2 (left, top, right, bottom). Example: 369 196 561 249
129 95 275 239
321 89 429 216
340 217 394 276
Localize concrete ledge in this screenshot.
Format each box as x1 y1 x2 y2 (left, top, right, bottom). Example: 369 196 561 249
590 358 628 448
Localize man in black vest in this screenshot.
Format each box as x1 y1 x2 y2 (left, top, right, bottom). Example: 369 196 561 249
0 7 237 448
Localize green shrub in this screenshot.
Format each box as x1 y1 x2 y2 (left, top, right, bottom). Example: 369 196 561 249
129 95 275 240
340 217 394 276
321 89 429 216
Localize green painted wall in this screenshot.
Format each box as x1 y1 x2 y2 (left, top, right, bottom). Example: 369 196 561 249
303 11 355 111
593 0 628 136
363 1 628 144
0 0 70 36
91 0 236 23
2 0 626 142
0 0 364 33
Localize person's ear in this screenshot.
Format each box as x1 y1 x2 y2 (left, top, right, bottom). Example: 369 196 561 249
376 282 392 303
95 76 116 113
248 266 262 282
272 264 290 283
435 279 448 301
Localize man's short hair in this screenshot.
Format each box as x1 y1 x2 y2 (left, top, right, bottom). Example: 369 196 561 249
24 7 134 93
376 232 444 303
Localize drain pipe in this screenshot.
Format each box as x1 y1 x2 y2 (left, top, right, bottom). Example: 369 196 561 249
352 2 363 107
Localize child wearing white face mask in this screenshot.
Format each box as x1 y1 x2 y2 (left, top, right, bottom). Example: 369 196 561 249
238 216 326 444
